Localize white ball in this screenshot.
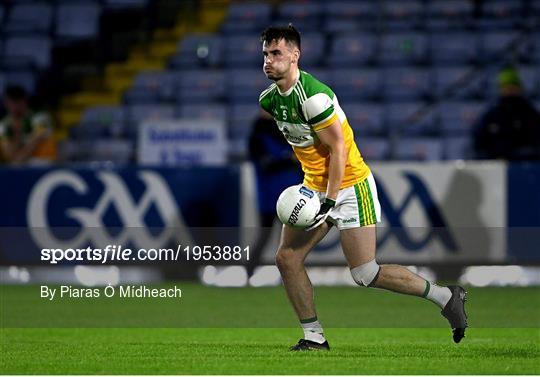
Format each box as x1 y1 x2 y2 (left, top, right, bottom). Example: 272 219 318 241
276 185 320 228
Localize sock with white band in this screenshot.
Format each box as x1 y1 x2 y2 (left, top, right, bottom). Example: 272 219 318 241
423 281 452 308
300 316 326 344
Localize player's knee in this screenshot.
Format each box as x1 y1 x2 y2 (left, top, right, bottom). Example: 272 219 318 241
350 259 381 287
275 247 300 272
275 247 292 270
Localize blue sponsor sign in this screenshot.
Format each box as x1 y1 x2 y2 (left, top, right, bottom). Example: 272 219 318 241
0 167 240 263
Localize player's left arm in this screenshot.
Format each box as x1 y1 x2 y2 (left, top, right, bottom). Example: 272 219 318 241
316 119 347 201
305 118 347 231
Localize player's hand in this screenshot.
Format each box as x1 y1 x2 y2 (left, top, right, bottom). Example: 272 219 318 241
305 198 336 231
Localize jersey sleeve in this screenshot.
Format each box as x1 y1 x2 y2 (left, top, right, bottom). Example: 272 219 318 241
258 86 274 116
301 82 338 131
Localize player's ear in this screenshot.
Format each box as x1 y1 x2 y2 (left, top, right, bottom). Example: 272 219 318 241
292 48 300 64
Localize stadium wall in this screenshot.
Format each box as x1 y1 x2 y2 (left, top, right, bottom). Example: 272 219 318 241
1 162 538 265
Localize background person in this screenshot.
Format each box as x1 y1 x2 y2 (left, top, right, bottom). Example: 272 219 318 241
473 66 540 160
0 86 57 165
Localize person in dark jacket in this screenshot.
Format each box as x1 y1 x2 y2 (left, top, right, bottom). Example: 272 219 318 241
473 67 540 160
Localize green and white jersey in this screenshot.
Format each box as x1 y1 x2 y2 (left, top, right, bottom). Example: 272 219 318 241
258 70 370 191
259 70 340 146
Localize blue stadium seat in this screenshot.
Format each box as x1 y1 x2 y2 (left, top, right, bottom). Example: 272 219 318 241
426 0 473 25
381 68 430 101
0 54 34 72
477 0 523 29
70 123 109 140
221 3 272 34
355 137 389 161
56 2 101 39
224 35 262 67
298 33 325 68
224 2 272 22
324 1 379 20
275 2 324 32
89 139 133 163
330 69 380 101
323 19 362 33
229 104 260 140
4 36 51 69
379 32 427 65
444 136 472 160
439 101 484 135
531 32 540 63
4 71 37 95
58 140 92 162
60 139 133 163
125 104 175 138
328 33 376 67
426 0 473 20
177 70 225 103
123 87 160 105
340 102 385 136
103 0 148 9
4 2 53 33
430 33 478 64
479 31 521 62
228 69 269 103
482 0 522 18
229 104 261 158
395 138 443 161
178 104 228 120
79 106 125 138
385 102 435 135
381 0 424 29
131 71 177 102
305 69 329 85
171 34 223 68
531 1 540 15
432 66 484 99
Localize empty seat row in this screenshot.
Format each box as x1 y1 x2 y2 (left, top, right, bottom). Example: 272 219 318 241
59 139 134 164
74 99 493 143
220 0 538 33
122 66 540 106
58 135 473 163
1 2 101 39
170 31 534 69
357 137 472 161
0 70 37 96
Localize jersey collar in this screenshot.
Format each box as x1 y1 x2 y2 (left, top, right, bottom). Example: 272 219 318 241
277 70 300 97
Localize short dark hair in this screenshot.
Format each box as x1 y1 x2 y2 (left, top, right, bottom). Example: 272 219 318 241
260 24 301 51
5 85 28 101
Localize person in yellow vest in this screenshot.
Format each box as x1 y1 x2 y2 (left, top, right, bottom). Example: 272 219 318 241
0 86 57 165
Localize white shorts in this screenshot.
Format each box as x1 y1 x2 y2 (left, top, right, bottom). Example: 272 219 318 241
314 173 382 230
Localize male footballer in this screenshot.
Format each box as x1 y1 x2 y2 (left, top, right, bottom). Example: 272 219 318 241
258 25 468 351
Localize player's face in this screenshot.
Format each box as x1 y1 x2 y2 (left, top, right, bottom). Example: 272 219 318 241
262 39 297 81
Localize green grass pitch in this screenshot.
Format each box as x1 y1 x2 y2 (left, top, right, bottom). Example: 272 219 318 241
1 284 539 374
